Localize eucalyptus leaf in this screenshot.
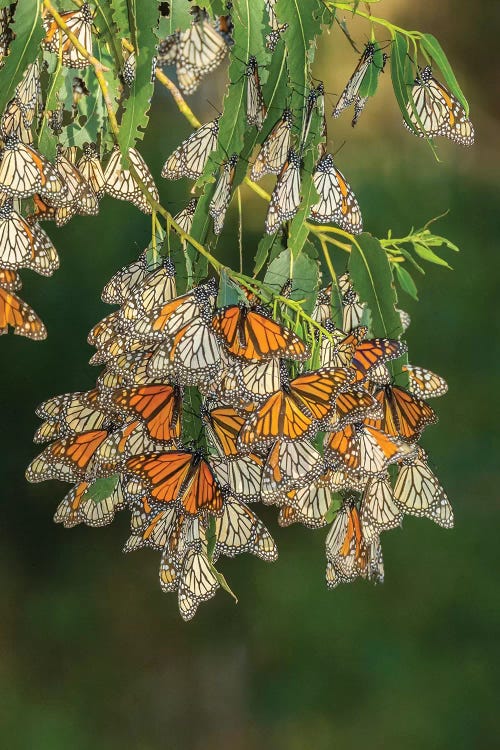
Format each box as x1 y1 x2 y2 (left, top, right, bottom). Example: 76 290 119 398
0 0 44 117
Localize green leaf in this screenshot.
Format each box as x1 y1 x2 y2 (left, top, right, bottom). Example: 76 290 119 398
324 493 343 524
0 0 44 117
118 2 159 151
264 241 320 315
394 263 419 300
83 475 120 504
217 269 246 306
276 0 328 115
204 0 268 175
93 0 124 68
420 33 469 115
36 60 67 159
413 243 452 269
181 387 205 448
157 2 192 38
390 32 416 132
210 563 238 604
110 0 132 48
254 234 283 276
349 234 404 339
358 42 384 98
206 516 217 560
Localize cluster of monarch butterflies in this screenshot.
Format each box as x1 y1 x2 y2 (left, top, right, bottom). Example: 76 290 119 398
0 52 159 339
0 4 474 339
26 248 452 619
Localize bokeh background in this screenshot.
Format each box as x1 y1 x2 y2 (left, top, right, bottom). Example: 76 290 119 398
1 2 499 748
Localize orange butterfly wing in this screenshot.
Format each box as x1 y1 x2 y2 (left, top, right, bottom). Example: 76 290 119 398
0 286 46 339
212 306 308 361
205 406 245 457
181 458 223 514
112 384 181 441
126 451 192 503
290 367 351 421
366 387 437 441
351 338 406 381
239 391 314 447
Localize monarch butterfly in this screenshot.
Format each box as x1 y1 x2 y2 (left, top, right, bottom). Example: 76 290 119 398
264 148 302 234
112 384 183 442
173 197 199 235
338 273 366 331
213 355 281 407
88 421 170 478
146 319 222 387
34 388 111 443
393 449 454 528
0 135 65 199
265 0 288 51
213 493 277 561
118 258 177 330
250 108 293 181
26 429 109 483
121 49 136 85
404 66 474 146
278 479 332 529
324 422 413 477
0 197 59 276
325 500 384 587
177 538 220 621
364 384 437 442
238 364 352 451
261 438 324 502
54 477 125 528
201 402 247 457
0 267 21 292
403 364 448 399
320 321 406 383
14 60 40 112
161 118 220 180
209 154 238 235
1 98 34 145
103 147 159 214
351 53 388 127
360 474 403 542
328 387 382 430
43 1 94 69
126 450 224 515
312 283 332 324
332 42 377 119
212 303 310 362
101 251 152 305
158 10 228 95
309 153 363 234
300 83 324 150
37 147 98 226
246 56 267 130
210 455 263 503
0 285 47 339
76 143 106 199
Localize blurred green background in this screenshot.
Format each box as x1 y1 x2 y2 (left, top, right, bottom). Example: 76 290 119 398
1 2 498 748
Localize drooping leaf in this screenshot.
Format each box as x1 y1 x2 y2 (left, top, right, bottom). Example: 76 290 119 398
394 263 419 301
390 32 416 131
83 475 120 504
413 243 452 269
93 0 124 68
420 33 469 115
275 0 329 115
254 233 283 276
358 42 384 98
157 2 192 38
349 234 408 385
0 0 44 117
349 234 404 339
118 2 159 151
